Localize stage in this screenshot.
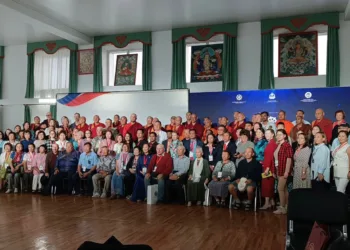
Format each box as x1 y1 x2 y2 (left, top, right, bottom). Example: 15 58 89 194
0 195 286 250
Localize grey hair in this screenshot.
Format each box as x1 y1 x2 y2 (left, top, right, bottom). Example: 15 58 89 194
177 145 185 151
156 144 165 149
195 146 203 154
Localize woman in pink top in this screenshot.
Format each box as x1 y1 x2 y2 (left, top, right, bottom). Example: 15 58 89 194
23 143 36 192
31 145 47 193
98 131 116 156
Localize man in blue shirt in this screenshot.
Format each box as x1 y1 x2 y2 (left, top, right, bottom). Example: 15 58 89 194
73 142 98 196
49 142 80 195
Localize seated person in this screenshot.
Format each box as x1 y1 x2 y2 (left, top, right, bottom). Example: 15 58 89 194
165 145 190 204
124 146 141 199
144 144 173 204
49 142 80 195
187 147 210 206
208 150 236 207
92 146 115 198
228 147 262 211
73 142 98 196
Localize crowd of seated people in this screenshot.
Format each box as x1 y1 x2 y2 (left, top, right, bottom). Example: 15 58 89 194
0 108 349 213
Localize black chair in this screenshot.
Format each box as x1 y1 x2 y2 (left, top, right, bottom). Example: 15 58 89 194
286 189 349 250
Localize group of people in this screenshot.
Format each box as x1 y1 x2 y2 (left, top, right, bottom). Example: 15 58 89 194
0 108 348 214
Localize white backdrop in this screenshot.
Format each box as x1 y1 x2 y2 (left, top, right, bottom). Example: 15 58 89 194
57 89 189 125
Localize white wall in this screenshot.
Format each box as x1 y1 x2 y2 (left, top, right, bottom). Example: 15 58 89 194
1 15 350 128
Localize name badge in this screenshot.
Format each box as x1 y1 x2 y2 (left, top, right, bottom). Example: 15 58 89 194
218 171 223 178
142 167 147 174
209 155 213 161
153 166 157 172
27 165 32 171
39 165 44 171
123 165 126 170
82 166 87 172
275 160 279 167
189 152 194 158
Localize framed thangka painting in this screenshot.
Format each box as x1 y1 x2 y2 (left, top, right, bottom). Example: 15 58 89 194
278 31 318 77
114 54 138 85
78 49 94 75
191 44 223 82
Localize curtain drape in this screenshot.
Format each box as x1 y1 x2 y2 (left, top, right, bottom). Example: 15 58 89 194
0 57 3 99
93 47 103 92
24 105 31 123
33 49 70 98
326 26 340 87
69 50 78 93
222 35 238 91
50 105 57 120
142 44 152 91
259 32 275 89
171 40 186 89
25 54 35 98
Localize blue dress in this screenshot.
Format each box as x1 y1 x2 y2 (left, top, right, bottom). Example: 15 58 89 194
131 154 152 202
254 139 268 162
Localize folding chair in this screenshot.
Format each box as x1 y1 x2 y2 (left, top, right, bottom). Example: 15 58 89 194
229 182 261 212
182 184 187 202
286 189 349 250
203 183 211 206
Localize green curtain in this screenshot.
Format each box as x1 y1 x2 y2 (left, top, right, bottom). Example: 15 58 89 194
25 54 35 98
326 26 340 87
222 35 238 91
0 58 3 99
50 105 57 120
69 50 78 93
142 44 152 91
93 47 103 92
171 40 186 89
259 32 275 89
24 105 31 122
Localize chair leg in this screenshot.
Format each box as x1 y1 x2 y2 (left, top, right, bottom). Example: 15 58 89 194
182 185 187 202
343 224 348 239
229 195 232 209
254 188 257 212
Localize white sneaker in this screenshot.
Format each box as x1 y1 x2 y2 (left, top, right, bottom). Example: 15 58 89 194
5 189 12 194
187 201 192 207
92 193 100 198
100 193 107 199
14 188 18 193
273 206 287 215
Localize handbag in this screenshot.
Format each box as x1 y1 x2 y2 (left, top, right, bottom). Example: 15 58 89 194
305 222 330 250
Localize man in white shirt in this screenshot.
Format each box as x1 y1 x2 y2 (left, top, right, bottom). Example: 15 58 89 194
292 110 310 125
261 111 276 132
154 121 167 143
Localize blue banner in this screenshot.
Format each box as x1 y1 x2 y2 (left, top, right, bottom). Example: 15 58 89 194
189 87 350 124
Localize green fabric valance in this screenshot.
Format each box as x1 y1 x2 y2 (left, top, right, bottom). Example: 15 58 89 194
94 32 152 48
27 40 78 55
172 23 237 42
261 12 339 34
0 46 4 58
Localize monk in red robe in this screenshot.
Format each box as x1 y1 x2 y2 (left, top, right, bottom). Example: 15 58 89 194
312 108 333 143
202 117 217 142
165 116 176 131
182 112 192 126
143 116 153 139
89 115 105 138
112 114 120 128
184 113 204 139
123 113 143 141
30 116 41 132
220 117 232 134
174 116 184 140
76 116 89 133
229 112 246 141
275 110 294 136
117 116 127 136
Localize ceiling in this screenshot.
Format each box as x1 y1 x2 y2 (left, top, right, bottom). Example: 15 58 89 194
0 0 349 45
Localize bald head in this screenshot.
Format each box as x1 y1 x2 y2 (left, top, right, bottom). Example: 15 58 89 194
315 109 325 120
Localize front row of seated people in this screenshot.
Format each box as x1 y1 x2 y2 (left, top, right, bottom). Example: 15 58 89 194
0 139 261 209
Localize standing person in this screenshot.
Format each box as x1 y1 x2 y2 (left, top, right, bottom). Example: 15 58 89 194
46 130 57 153
135 129 148 150
89 115 106 138
261 112 276 132
69 113 81 130
123 113 144 141
254 128 268 164
312 108 333 144
273 129 293 215
165 116 176 131
292 110 311 125
23 143 36 192
0 131 5 154
332 110 347 143
77 116 90 134
97 130 115 156
187 147 210 206
311 132 331 191
110 144 132 199
152 121 167 144
290 116 312 143
182 112 192 126
148 132 158 155
112 114 121 128
203 134 219 172
218 131 237 161
6 143 25 193
332 130 350 193
4 132 19 151
92 146 115 198
144 144 173 204
260 129 277 210
234 130 255 166
184 113 204 139
230 112 246 141
74 142 98 196
124 133 135 153
275 110 294 136
34 131 47 153
293 133 312 189
113 134 124 159
174 116 184 141
131 143 153 202
21 131 34 153
168 132 183 159
31 145 47 193
208 151 236 207
56 131 68 152
183 129 203 161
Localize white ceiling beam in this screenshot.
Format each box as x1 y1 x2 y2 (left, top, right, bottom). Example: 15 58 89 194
345 0 350 20
0 0 92 44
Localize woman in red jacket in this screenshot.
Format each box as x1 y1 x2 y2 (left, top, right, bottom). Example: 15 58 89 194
260 129 277 210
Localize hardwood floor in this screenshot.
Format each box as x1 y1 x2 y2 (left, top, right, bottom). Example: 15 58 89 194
0 194 286 250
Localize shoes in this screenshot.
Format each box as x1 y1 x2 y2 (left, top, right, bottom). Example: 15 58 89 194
5 189 12 194
196 201 202 206
244 202 252 211
100 193 107 199
14 188 18 193
233 202 241 210
187 201 192 207
259 205 271 210
273 206 287 215
110 194 117 200
92 193 100 198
